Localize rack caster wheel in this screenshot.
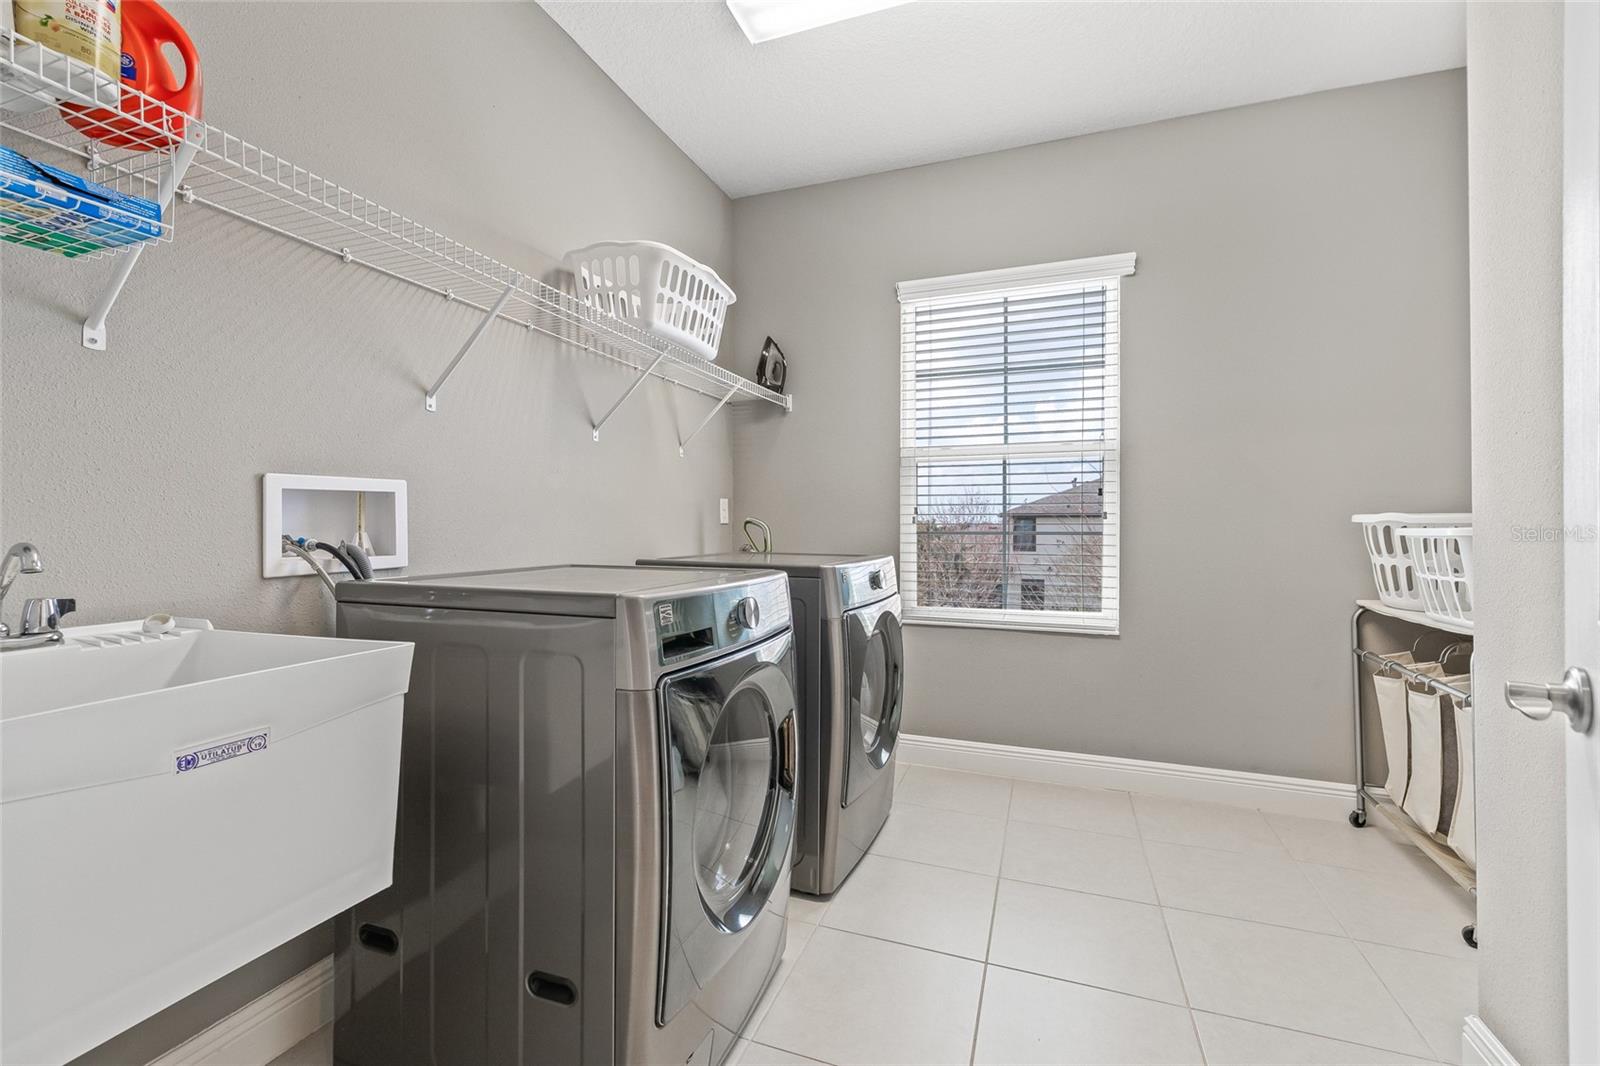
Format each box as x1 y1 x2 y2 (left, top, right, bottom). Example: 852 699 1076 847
1463 924 1477 949
1348 809 1368 828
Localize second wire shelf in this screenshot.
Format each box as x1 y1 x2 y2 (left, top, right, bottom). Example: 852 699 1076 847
0 27 791 441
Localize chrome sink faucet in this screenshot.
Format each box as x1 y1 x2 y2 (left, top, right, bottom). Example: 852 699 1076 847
0 542 74 649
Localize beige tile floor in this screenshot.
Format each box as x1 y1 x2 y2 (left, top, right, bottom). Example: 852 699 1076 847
735 764 1474 1066
272 764 1475 1066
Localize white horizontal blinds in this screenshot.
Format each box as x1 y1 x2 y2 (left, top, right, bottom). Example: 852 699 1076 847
898 260 1125 632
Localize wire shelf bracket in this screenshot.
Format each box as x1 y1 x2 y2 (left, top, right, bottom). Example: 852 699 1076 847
1 29 792 440
592 351 669 441
425 276 521 412
80 136 199 351
678 385 739 456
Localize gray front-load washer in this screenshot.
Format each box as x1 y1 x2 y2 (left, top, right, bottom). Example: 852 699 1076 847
332 565 797 1066
638 553 903 896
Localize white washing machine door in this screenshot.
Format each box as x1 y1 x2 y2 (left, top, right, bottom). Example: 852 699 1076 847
658 631 797 1025
842 595 904 807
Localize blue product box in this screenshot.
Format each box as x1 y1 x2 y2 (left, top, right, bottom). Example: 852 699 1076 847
0 144 164 253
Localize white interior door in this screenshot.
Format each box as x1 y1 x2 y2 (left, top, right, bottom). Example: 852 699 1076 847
1564 5 1600 1061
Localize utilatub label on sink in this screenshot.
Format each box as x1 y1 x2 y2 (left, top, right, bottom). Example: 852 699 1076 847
174 728 271 775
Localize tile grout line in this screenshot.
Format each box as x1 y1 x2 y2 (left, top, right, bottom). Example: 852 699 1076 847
1346 934 1479 963
970 960 1447 1062
899 795 1139 840
1293 858 1478 960
1299 858 1362 943
967 780 1013 1066
1264 804 1478 959
1191 1005 1457 1062
1348 937 1457 1061
745 917 820 1060
1132 787 1208 1062
810 922 1195 1012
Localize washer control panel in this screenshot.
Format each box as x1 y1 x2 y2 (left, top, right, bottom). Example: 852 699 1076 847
653 575 790 666
836 557 897 612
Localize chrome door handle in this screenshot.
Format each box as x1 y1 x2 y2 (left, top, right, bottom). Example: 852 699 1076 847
1506 667 1595 733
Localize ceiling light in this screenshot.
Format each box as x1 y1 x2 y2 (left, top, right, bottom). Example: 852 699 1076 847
725 0 914 44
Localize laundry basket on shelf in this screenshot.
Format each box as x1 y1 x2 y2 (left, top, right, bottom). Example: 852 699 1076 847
1399 526 1475 628
1352 513 1472 610
564 240 735 361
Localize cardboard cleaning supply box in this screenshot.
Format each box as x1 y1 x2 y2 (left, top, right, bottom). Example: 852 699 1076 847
0 144 163 256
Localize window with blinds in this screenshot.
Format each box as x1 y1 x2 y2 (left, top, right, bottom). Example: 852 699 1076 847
896 253 1133 633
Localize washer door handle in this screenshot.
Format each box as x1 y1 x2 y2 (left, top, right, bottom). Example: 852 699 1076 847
777 714 797 792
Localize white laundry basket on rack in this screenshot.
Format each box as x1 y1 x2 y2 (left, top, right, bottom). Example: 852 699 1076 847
1398 526 1475 628
564 240 735 361
1352 513 1472 610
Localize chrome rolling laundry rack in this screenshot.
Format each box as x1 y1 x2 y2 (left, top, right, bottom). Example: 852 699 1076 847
1348 598 1476 948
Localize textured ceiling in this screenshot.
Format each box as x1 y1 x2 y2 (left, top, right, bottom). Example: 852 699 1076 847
540 1 1465 198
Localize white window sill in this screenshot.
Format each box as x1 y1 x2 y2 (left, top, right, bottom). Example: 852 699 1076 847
902 613 1120 638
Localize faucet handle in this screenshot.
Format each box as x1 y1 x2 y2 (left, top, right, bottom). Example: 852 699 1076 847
20 597 75 635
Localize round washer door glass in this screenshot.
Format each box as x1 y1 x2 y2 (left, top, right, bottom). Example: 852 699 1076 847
658 633 797 1026
855 608 904 761
694 686 777 918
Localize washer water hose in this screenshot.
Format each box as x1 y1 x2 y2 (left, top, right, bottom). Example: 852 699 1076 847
312 540 361 579
340 541 375 580
281 537 338 595
282 536 373 595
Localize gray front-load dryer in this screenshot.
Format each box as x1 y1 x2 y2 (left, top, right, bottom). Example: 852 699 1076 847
332 565 797 1066
638 552 903 896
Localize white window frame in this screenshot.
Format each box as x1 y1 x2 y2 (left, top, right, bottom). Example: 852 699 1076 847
895 252 1134 635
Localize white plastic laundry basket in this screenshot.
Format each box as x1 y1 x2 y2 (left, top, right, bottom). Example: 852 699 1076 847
1351 513 1472 610
1398 526 1475 628
564 240 736 361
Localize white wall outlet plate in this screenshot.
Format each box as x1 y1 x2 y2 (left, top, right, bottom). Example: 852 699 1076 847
719 498 730 525
262 474 408 579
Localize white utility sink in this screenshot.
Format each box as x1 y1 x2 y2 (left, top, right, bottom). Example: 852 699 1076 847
0 619 413 1065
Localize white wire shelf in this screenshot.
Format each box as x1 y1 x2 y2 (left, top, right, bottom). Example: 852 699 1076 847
0 28 790 427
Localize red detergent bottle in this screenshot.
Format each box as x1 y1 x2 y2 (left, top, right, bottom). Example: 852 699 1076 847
60 0 201 152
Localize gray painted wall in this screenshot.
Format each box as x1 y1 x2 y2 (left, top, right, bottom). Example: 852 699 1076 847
729 72 1471 782
1 3 742 1060
1466 4 1569 1062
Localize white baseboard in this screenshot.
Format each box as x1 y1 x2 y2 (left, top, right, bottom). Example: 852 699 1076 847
1462 1015 1519 1066
148 957 333 1066
898 733 1357 821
